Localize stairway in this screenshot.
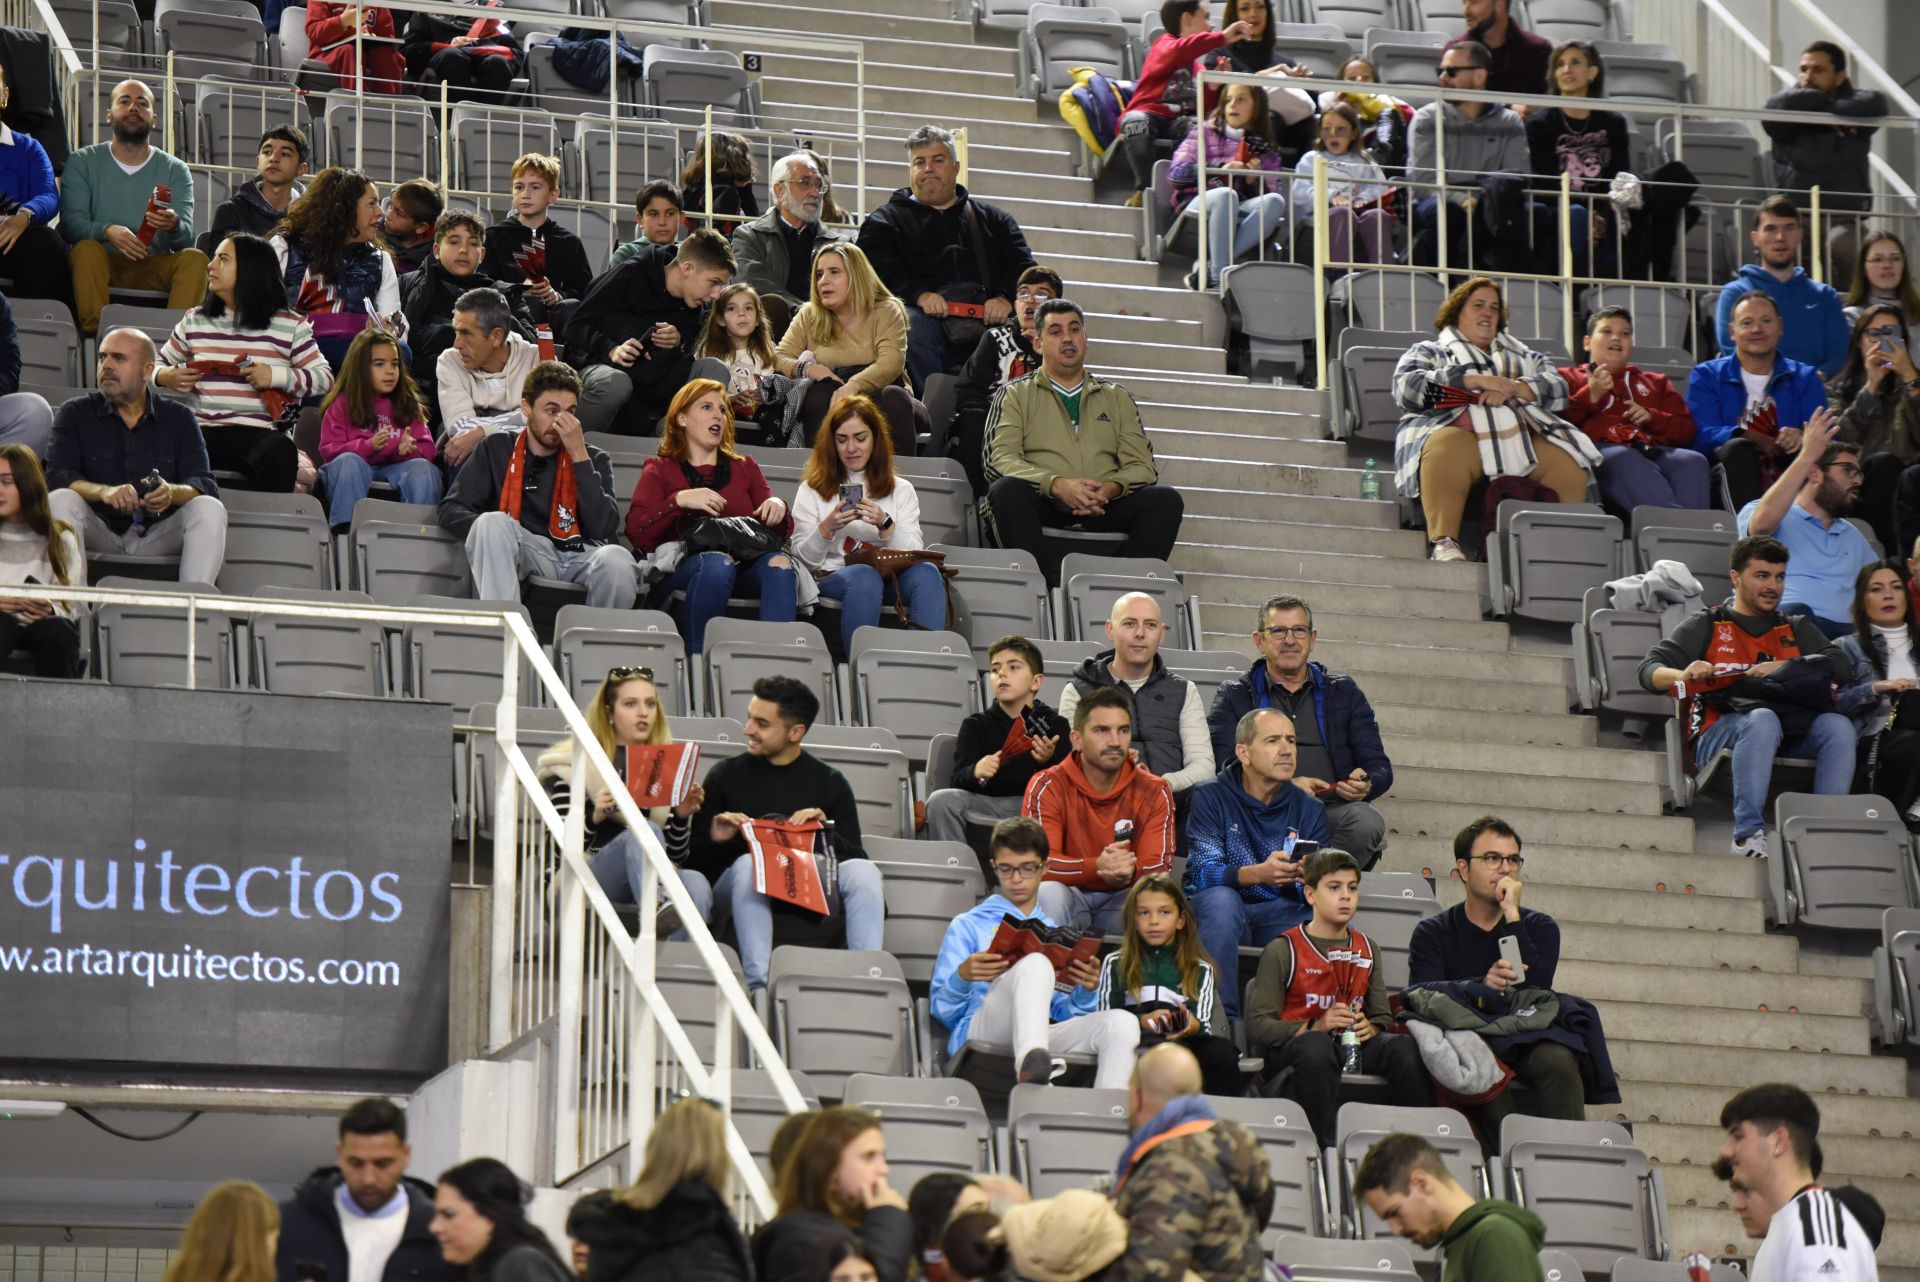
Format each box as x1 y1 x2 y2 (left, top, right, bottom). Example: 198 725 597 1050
733 0 1920 1273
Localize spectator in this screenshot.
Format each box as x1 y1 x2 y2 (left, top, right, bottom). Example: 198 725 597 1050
690 675 884 991
929 816 1139 1086
437 361 636 608
1714 1085 1886 1282
731 151 847 338
1689 290 1832 510
1106 1043 1273 1282
1025 685 1176 933
1169 82 1289 291
1830 305 1919 554
772 242 927 453
569 228 735 435
1185 708 1327 1017
170 1183 280 1282
1353 1133 1545 1282
408 227 537 434
1713 197 1850 379
607 181 684 275
1057 592 1215 796
628 379 796 654
0 444 83 677
272 166 406 369
1408 45 1544 274
1764 42 1888 287
60 79 207 336
856 125 1036 392
947 265 1059 495
1737 411 1871 639
752 1107 912 1282
1639 535 1855 856
0 295 53 456
1112 1 1251 197
317 328 440 532
155 233 332 495
1844 231 1920 355
1526 41 1628 276
1392 276 1592 563
482 152 593 327
0 64 67 312
304 4 406 93
382 178 445 276
402 10 523 105
211 126 311 245
907 1174 985 1282
1448 0 1551 101
1559 306 1706 511
1318 57 1416 169
1291 102 1393 271
47 329 226 584
276 1099 449 1282
1247 850 1432 1148
1221 0 1275 73
923 634 1069 844
681 132 759 238
790 393 948 648
1837 561 1920 823
429 1159 571 1282
1207 594 1391 868
967 1176 1030 1217
697 284 787 446
982 300 1184 584
1099 872 1244 1097
433 287 542 469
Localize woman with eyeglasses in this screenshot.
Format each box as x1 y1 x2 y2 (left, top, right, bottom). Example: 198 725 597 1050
1845 232 1920 359
1836 560 1920 826
536 666 711 930
1829 305 1920 555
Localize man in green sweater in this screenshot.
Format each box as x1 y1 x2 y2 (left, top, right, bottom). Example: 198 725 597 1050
1354 1133 1545 1282
59 79 206 335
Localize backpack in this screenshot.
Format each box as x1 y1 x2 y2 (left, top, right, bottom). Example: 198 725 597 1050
1059 67 1133 156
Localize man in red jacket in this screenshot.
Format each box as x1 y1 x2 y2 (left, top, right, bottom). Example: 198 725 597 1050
1113 0 1253 196
1559 306 1708 511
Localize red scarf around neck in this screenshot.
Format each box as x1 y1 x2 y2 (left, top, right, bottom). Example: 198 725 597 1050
499 431 579 544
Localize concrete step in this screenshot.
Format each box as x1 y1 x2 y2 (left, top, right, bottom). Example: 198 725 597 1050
764 76 1042 124
1193 578 1480 627
1557 957 1866 1014
1372 702 1601 749
1638 1120 1917 1178
1159 462 1392 501
1182 493 1397 534
760 105 1066 158
1072 280 1228 328
1110 374 1316 411
1393 766 1665 819
1144 427 1343 468
1670 1206 1920 1270
1379 798 1695 852
1311 638 1570 686
1389 735 1663 786
1560 922 1799 975
718 0 980 45
1181 515 1427 560
1321 669 1566 718
1590 999 1868 1056
1433 879 1760 932
1091 311 1209 346
1135 399 1326 439
1078 336 1227 373
1661 1164 1920 1222
1173 543 1480 593
1606 1082 1920 1139
757 52 1023 101
1022 223 1146 261
1382 839 1764 898
1606 1039 1904 1094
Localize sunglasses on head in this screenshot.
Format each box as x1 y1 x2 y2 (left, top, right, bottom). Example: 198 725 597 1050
607 665 655 683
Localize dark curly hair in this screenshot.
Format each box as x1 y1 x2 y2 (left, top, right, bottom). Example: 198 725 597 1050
276 166 376 282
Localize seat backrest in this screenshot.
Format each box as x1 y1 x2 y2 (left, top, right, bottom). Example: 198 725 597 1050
1223 262 1320 342
767 947 915 1097
1204 1096 1328 1239
1312 0 1400 39
218 495 331 596
1006 1083 1132 1195
801 726 914 839
1061 555 1188 644
12 297 80 387
198 86 307 170
643 45 751 124
1340 346 1407 443
403 598 533 707
1501 280 1569 342
97 304 185 352
1331 270 1448 331
865 835 982 877
575 121 681 203
1496 502 1623 624
841 1074 994 1187
1028 4 1129 94
1037 637 1101 682
451 104 559 195
1355 879 1441 991
544 202 617 267
1588 607 1669 718
1270 1234 1418 1280
1633 523 1735 604
1776 793 1918 930
1502 1115 1656 1273
1339 1104 1486 1253
849 628 982 765
553 606 692 716
934 543 1049 659
248 588 386 698
324 97 436 185
903 468 978 547
729 1068 822 1183
702 617 834 721
877 862 985 984
353 519 471 603
654 939 747 1065
156 5 268 82
95 585 232 690
1157 648 1245 715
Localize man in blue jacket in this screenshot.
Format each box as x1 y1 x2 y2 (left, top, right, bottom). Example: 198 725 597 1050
1713 196 1849 378
928 816 1139 1086
1185 707 1330 1018
1207 594 1391 868
1689 290 1830 510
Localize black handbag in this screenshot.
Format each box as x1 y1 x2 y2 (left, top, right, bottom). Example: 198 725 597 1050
675 456 786 561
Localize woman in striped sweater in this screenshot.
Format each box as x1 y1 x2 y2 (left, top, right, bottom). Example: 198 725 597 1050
156 233 333 493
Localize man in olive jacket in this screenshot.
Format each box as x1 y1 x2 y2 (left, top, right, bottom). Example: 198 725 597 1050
982 299 1183 584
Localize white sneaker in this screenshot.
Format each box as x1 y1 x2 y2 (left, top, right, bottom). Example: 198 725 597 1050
1731 832 1769 859
1430 537 1467 562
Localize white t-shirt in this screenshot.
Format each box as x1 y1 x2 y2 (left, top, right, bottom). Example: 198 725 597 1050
1872 624 1917 683
336 1184 410 1282
1741 368 1772 412
1750 1185 1878 1282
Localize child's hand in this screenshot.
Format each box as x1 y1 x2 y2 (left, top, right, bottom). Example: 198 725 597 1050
370 426 393 451
242 360 276 390
396 431 416 457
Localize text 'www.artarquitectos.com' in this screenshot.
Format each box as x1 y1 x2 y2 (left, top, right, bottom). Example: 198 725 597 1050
0 942 401 989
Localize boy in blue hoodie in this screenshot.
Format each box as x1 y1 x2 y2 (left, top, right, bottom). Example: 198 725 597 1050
928 817 1141 1087
1714 197 1850 378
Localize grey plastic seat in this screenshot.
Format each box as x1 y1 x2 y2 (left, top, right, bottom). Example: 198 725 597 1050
702 617 836 722
403 595 533 709
1501 280 1571 344
675 715 747 785
1594 47 1692 102
1871 906 1920 1048
1005 1084 1132 1195
1021 4 1127 101
351 500 471 602
802 724 914 839
526 42 640 122
217 490 331 596
1329 270 1448 333
12 298 82 387
544 202 617 268
1488 500 1622 624
730 1068 822 1184
93 579 232 689
1579 284 1698 350
892 457 978 546
842 1074 994 1186
1222 262 1318 382
1365 39 1446 85
1338 1104 1488 1260
644 45 755 127
974 0 1049 31
324 97 436 186
1311 0 1401 39
552 605 692 715
1264 22 1354 76
50 0 143 63
248 586 387 697
655 940 750 1066
574 120 681 202
1059 554 1194 647
847 626 982 766
1576 586 1669 718
1501 1115 1667 1275
1336 346 1407 444
1036 637 1100 682
1269 1234 1418 1280
1354 873 1441 992
1771 793 1920 931
1523 0 1616 41
1610 1260 1748 1282
197 85 310 170
934 543 1050 659
451 104 559 198
1205 1097 1332 1243
1539 1248 1584 1282
1654 120 1765 205
768 947 917 1098
1158 648 1246 715
155 0 270 84
97 303 186 351
865 834 984 880
1630 509 1735 606
877 857 984 985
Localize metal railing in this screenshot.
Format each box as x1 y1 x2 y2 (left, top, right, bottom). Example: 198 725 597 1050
9 582 809 1210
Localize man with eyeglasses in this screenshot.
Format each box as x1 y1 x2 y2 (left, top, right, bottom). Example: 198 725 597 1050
1408 816 1587 1128
729 151 846 339
928 816 1140 1086
1406 44 1543 274
1736 410 1874 640
1058 592 1214 800
1713 196 1850 379
1689 288 1834 511
1207 594 1392 870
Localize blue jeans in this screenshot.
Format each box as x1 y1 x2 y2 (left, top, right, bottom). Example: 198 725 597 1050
1694 708 1856 840
1197 188 1288 286
321 451 442 528
905 305 956 396
657 549 797 654
587 826 712 941
1781 603 1856 643
815 560 947 651
1192 884 1313 1017
711 853 886 988
1035 882 1131 934
1596 445 1710 511
1566 200 1620 277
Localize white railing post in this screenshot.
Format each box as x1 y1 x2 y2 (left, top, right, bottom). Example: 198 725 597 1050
1312 152 1328 392
488 629 521 1050
552 729 589 1180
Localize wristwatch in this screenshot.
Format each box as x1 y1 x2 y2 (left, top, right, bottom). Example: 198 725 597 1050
879 515 895 531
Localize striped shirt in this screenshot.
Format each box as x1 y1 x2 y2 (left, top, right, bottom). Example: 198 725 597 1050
158 308 333 431
1753 1185 1878 1282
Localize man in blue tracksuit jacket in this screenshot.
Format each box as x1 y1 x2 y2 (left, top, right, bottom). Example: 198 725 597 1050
1690 288 1831 510
1712 198 1850 377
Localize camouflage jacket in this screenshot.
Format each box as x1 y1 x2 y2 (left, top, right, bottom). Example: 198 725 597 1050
1109 1118 1275 1282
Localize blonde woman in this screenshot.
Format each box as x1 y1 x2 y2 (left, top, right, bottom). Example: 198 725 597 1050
774 243 927 451
164 1182 279 1282
565 1098 748 1282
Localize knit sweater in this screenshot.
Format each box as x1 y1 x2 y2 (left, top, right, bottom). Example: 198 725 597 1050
59 141 195 252
789 468 924 574
157 307 333 431
318 393 435 466
481 216 595 300
773 299 910 396
0 124 59 226
0 521 84 618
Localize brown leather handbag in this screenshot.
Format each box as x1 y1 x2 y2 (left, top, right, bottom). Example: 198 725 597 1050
841 543 957 627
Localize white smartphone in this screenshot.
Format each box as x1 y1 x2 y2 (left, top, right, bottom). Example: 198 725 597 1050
1497 933 1527 981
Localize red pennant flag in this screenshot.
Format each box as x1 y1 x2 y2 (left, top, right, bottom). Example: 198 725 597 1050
743 818 829 915
623 743 700 809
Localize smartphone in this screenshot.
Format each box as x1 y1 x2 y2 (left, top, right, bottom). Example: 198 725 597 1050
838 483 863 508
1497 933 1527 981
1112 818 1135 844
1288 839 1320 861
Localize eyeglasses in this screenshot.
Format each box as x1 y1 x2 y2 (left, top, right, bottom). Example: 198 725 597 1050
784 174 827 192
1470 853 1525 869
1261 625 1313 640
1865 325 1903 340
1826 462 1864 478
1015 288 1055 302
607 665 655 682
1437 64 1474 78
992 861 1046 880
1865 254 1905 267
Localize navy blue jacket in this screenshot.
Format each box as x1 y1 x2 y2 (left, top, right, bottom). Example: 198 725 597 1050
1400 979 1620 1105
1685 351 1829 453
1206 660 1394 797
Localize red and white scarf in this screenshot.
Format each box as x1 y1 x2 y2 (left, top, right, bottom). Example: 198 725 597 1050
499 431 581 548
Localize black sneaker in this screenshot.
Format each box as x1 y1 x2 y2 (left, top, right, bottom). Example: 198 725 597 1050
1017 1048 1055 1084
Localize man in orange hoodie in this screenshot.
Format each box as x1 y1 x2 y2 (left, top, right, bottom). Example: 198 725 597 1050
1023 685 1177 932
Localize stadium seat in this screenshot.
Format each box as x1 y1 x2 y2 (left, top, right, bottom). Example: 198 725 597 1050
49 0 143 64
973 0 1049 31
1336 345 1407 443
525 43 640 122
217 490 332 596
1035 636 1100 683
1579 284 1699 351
1520 0 1616 42
802 724 915 840
402 595 534 710
1591 41 1693 102
544 202 618 270
676 715 748 786
1610 1261 1748 1282
247 587 388 698
1156 648 1246 713
1221 262 1318 383
872 852 984 986
701 617 837 722
1870 906 1920 1049
1310 0 1403 41
1354 870 1440 991
655 940 751 1066
1486 499 1622 624
1268 1234 1418 1280
323 96 437 187
96 304 186 354
1337 1103 1488 1258
574 121 681 203
451 105 559 198
1629 507 1735 605
1407 0 1465 29
934 543 1051 659
1205 1096 1333 1241
1574 586 1669 719
841 1074 996 1184
1329 269 1448 333
730 1068 823 1183
552 605 693 715
891 455 979 546
1366 38 1447 85
767 947 918 1098
1501 280 1572 344
93 578 233 690
1057 553 1195 647
846 626 982 766
1771 793 1920 932
1502 1115 1669 1274
196 84 312 171
1020 4 1128 102
154 0 271 85
866 834 985 881
350 499 472 602
1265 23 1355 77
1145 158 1198 262
12 298 82 387
643 46 757 127
1004 1084 1131 1195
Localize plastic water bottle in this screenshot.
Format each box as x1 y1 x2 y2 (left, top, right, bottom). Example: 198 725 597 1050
1360 458 1382 502
1340 1002 1363 1074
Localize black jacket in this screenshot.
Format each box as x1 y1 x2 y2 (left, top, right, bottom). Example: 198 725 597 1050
751 1208 914 1282
564 242 702 387
566 1185 749 1282
1206 660 1394 798
481 217 595 300
402 12 524 76
211 178 301 242
854 186 1035 306
0 292 19 397
399 258 536 409
437 429 622 547
948 697 1070 796
275 1170 452 1282
1763 81 1888 213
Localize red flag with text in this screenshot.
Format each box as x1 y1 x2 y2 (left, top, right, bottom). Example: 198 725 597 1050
743 817 829 915
623 743 700 809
